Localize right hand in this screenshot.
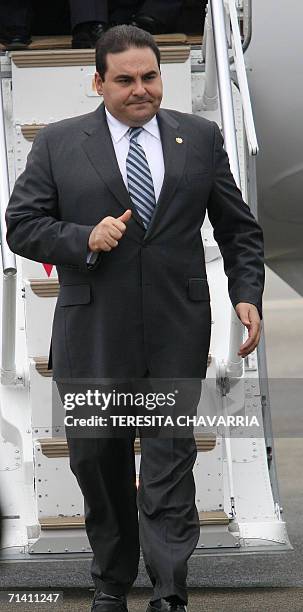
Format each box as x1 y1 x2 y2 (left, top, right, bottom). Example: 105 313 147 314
88 209 132 252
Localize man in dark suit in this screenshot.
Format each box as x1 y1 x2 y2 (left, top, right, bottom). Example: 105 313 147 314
5 25 264 612
0 0 183 49
70 0 184 46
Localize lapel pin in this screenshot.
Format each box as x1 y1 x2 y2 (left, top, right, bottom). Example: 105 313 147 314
176 137 183 144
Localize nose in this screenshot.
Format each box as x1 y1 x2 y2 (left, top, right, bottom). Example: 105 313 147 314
132 79 146 96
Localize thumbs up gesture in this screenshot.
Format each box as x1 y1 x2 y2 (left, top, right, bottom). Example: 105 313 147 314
88 209 132 252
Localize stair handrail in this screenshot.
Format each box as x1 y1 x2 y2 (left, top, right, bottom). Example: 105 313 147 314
203 0 258 157
209 0 244 379
228 0 259 155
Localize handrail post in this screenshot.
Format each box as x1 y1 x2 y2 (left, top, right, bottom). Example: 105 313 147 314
0 82 16 275
0 77 19 386
1 273 17 385
202 6 219 111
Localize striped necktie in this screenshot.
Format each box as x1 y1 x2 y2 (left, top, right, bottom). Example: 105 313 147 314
126 126 156 228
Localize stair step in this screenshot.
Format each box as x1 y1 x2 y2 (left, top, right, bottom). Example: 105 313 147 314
33 357 52 377
29 278 59 296
21 124 47 142
1 33 190 53
39 516 84 530
33 353 211 377
39 510 228 531
199 511 230 525
10 45 190 69
38 433 216 458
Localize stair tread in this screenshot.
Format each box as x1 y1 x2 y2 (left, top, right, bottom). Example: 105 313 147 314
1 33 192 53
37 432 216 457
39 510 229 530
199 511 230 525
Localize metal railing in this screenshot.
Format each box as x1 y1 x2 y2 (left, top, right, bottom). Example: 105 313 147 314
204 0 260 380
208 0 243 379
202 0 256 158
228 0 258 155
205 0 261 515
0 80 19 386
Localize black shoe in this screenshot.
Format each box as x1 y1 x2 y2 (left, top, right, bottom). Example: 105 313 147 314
3 28 31 50
146 599 187 612
72 21 107 49
131 14 167 35
91 590 128 611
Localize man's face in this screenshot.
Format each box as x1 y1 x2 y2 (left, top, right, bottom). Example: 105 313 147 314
95 46 163 126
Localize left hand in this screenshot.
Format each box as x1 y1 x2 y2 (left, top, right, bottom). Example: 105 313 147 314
235 302 262 358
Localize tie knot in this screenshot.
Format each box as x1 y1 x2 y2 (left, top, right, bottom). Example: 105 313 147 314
129 126 143 142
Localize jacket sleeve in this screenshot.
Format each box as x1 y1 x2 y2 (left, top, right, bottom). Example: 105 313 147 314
5 127 100 273
207 122 265 319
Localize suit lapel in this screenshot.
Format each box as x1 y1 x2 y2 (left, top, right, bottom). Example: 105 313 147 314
144 109 187 240
81 103 145 228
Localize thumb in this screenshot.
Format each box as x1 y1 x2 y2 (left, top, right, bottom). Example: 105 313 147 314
241 314 251 327
118 209 132 223
236 306 250 327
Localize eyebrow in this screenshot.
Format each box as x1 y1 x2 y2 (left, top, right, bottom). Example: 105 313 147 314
114 70 158 80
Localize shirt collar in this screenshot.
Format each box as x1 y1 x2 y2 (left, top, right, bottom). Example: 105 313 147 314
105 108 160 143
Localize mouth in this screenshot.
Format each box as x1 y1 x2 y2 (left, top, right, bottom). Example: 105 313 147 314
129 100 151 105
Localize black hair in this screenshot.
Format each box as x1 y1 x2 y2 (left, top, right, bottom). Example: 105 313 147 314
95 24 161 79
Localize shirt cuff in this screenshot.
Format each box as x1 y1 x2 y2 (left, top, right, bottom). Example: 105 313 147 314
87 249 99 266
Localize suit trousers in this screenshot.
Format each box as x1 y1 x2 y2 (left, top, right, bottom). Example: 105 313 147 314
69 1 183 29
69 0 109 29
136 0 183 24
61 377 202 604
0 0 32 32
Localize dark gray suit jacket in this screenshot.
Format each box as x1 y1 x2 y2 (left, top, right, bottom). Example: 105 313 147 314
5 103 264 380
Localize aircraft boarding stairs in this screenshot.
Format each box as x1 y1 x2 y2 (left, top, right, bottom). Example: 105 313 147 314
0 0 291 565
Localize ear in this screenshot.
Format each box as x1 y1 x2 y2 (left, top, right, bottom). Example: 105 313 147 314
94 71 103 97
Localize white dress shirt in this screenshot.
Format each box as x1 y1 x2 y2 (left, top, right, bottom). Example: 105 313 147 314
105 108 165 201
87 108 165 264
